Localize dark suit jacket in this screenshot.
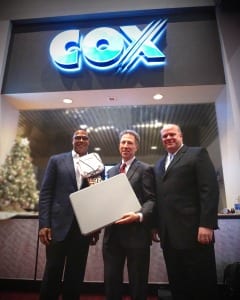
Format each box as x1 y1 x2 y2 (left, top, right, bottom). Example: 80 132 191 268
103 159 155 248
39 151 86 241
154 145 219 249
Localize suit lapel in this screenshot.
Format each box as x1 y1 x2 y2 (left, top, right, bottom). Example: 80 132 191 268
126 159 138 181
63 152 77 186
157 158 166 177
165 145 188 173
116 163 122 175
111 159 139 180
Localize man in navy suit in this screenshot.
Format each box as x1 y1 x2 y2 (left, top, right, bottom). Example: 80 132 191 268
153 124 219 300
38 129 99 300
103 129 156 300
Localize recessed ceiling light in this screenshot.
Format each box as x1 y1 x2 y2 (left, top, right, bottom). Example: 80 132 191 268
153 94 163 100
151 146 158 150
80 124 88 129
94 147 101 151
63 98 72 104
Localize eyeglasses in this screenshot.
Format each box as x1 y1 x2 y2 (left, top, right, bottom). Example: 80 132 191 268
74 136 89 141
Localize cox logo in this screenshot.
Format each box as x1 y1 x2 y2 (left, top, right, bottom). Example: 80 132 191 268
49 19 167 74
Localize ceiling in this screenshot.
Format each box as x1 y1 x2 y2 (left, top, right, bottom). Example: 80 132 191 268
3 85 223 110
14 84 221 166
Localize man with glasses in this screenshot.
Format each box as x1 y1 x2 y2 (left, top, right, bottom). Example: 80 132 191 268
38 129 99 300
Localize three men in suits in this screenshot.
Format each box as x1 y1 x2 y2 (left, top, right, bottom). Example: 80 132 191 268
38 129 99 300
153 124 219 300
103 129 156 300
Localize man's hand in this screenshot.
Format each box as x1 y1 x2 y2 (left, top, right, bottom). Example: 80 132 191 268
115 212 140 224
197 226 214 244
39 227 52 246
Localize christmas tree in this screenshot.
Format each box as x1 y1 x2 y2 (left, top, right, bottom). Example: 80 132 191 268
0 136 39 212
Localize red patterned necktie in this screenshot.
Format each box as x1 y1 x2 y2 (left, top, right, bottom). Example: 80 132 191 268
120 163 127 173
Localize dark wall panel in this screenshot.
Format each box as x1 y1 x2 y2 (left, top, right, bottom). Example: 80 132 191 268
2 8 225 94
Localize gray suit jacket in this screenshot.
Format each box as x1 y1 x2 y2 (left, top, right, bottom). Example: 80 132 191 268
103 159 155 248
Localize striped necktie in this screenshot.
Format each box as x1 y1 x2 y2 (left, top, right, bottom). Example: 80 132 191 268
120 163 127 173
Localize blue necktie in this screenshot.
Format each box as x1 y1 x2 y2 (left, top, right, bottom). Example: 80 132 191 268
165 154 174 170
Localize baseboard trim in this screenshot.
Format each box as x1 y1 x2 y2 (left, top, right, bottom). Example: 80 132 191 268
0 279 225 297
0 279 168 295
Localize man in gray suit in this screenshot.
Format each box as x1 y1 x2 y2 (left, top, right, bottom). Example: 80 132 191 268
38 129 99 300
103 129 156 300
153 124 219 300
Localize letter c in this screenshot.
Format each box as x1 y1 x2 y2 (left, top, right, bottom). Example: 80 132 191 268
49 30 81 72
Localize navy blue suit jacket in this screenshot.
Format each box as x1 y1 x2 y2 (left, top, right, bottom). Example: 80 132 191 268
103 159 155 248
39 151 84 241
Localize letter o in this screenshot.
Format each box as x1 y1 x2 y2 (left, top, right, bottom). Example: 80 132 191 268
82 27 124 67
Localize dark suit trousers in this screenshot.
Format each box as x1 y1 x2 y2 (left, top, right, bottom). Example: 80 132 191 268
162 241 218 300
103 230 150 300
39 219 90 300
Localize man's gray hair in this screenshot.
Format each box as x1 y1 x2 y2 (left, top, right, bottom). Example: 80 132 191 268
119 129 140 145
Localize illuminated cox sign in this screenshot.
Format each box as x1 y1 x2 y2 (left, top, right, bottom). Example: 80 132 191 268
49 19 167 74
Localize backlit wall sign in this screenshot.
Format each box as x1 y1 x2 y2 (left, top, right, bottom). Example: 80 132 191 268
49 19 167 74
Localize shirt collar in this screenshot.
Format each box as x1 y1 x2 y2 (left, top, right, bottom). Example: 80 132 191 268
72 150 79 158
169 144 184 156
72 150 88 158
122 156 135 167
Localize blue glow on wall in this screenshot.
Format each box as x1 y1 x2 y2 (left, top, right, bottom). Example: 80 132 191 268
49 19 167 74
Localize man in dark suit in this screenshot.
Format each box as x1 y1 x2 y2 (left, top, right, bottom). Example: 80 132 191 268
103 129 155 300
153 124 219 300
38 129 99 300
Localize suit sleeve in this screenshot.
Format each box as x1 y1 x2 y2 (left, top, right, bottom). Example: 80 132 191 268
196 148 219 229
141 165 156 224
38 156 57 229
